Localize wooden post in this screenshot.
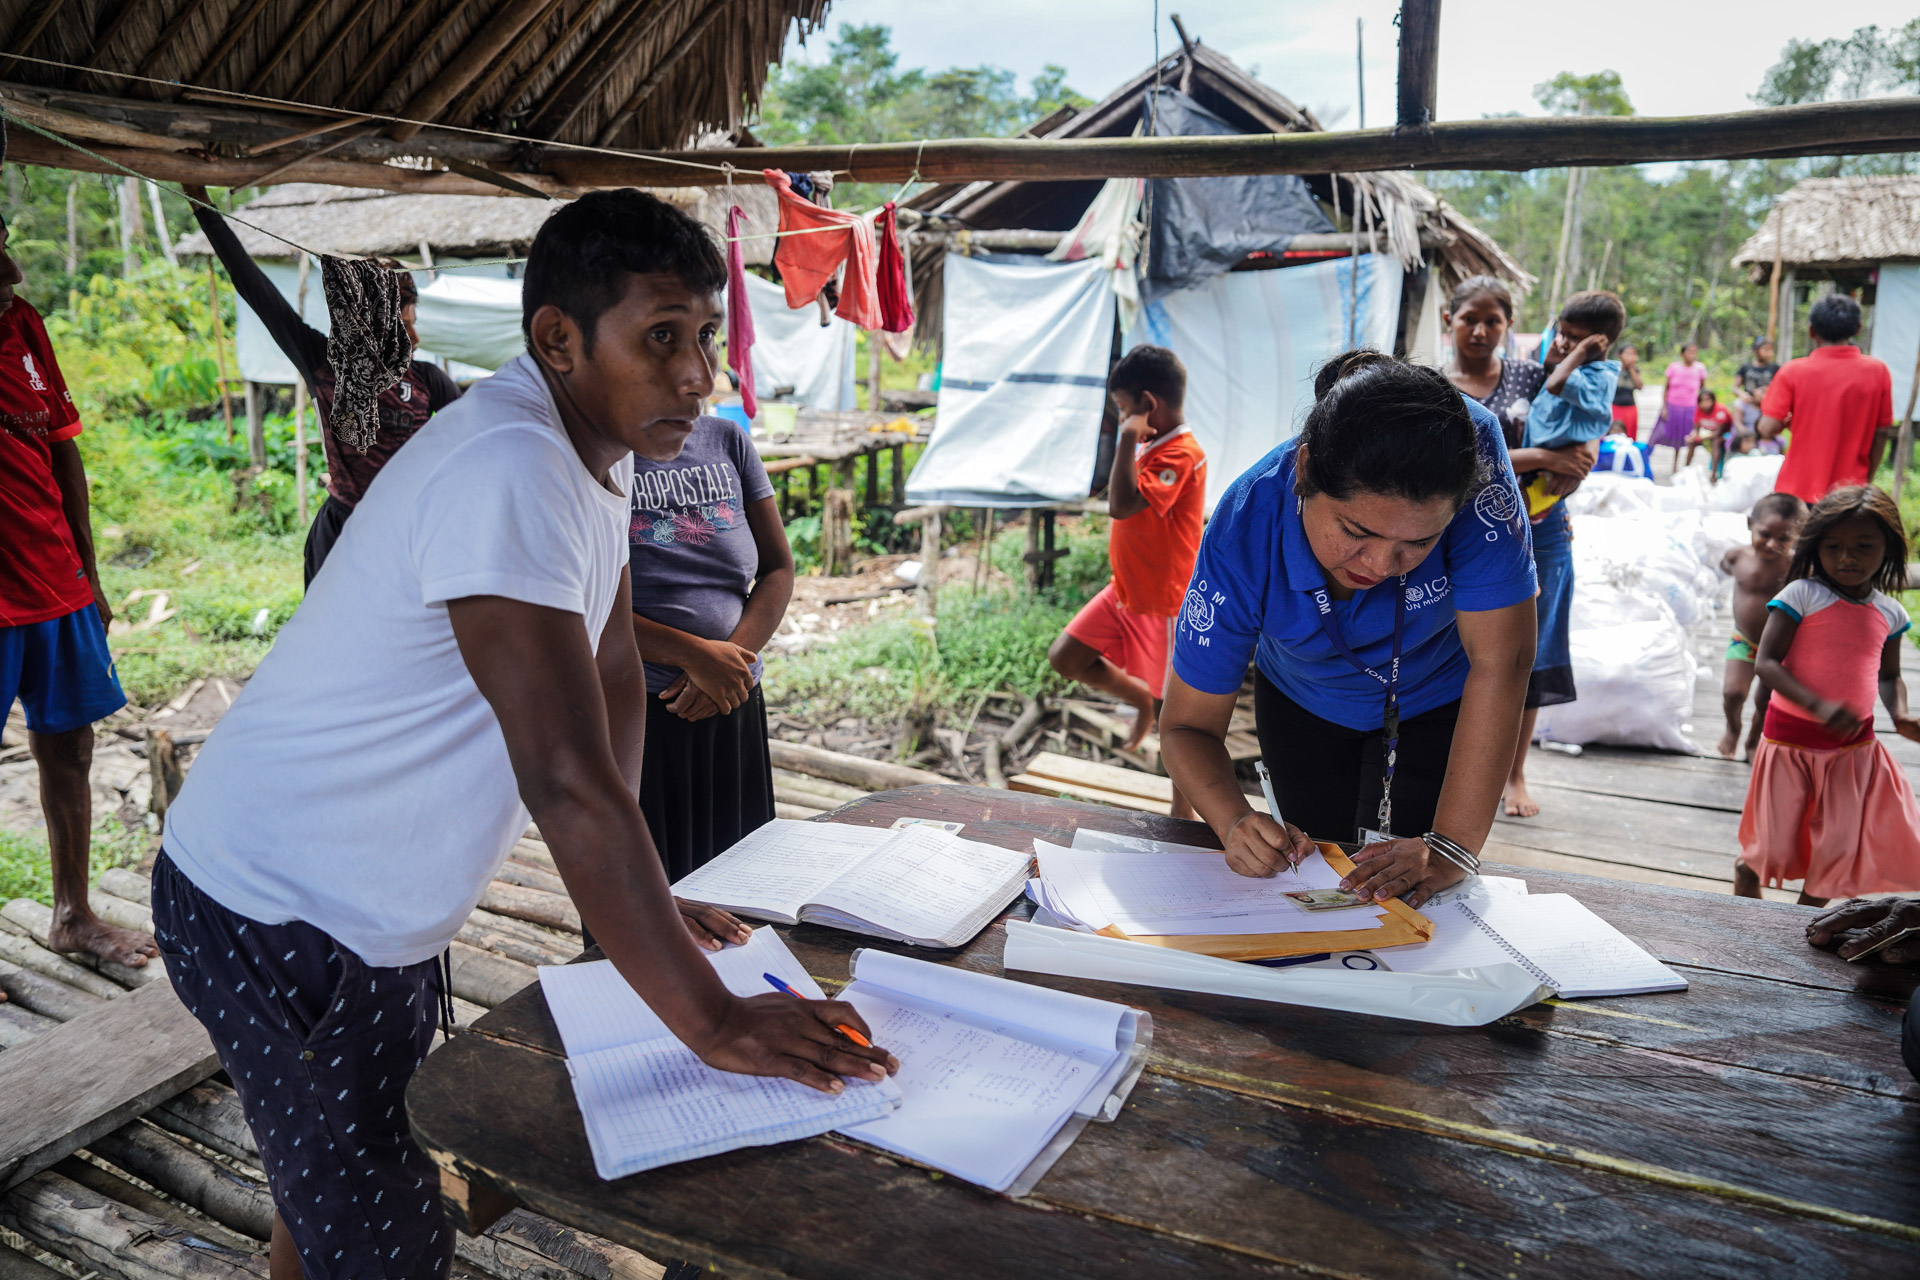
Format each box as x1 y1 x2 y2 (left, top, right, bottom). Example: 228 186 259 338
823 462 855 575
864 446 879 510
1894 340 1920 505
1766 203 1785 346
1026 511 1042 590
891 442 906 507
1780 269 1797 363
919 508 942 618
867 333 882 411
975 508 991 590
293 252 311 526
1394 0 1442 128
206 261 235 443
244 380 266 468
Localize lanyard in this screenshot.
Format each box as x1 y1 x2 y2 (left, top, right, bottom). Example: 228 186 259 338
1309 576 1408 836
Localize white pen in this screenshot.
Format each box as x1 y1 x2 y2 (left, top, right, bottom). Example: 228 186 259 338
1254 760 1302 869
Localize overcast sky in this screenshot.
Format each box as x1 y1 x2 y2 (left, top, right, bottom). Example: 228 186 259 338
783 1 1917 127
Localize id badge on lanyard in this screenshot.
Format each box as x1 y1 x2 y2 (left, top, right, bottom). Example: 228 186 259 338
1310 577 1407 838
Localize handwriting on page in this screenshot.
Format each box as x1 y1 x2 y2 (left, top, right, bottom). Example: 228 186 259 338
822 829 1025 942
673 820 887 914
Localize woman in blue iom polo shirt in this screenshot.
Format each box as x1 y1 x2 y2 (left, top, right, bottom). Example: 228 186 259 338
1161 351 1537 908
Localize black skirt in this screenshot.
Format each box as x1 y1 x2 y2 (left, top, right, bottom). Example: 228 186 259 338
639 684 778 883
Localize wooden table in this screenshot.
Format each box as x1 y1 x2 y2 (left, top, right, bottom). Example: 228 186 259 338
409 786 1920 1279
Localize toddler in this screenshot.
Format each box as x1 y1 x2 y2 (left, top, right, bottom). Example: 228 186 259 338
1718 491 1806 759
1525 290 1625 516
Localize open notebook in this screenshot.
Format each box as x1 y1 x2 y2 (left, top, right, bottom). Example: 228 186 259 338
835 947 1150 1194
671 818 1031 948
538 929 901 1180
1381 894 1687 998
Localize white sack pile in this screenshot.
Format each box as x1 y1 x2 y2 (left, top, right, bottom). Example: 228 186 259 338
1536 454 1782 752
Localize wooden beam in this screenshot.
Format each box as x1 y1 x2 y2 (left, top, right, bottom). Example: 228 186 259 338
1395 0 1442 127
591 0 724 146
547 97 1920 187
389 0 563 141
5 127 560 197
0 88 198 152
248 0 345 95
244 113 375 155
132 0 219 78
187 0 276 89
284 0 386 100
491 0 618 121
525 0 670 138
446 0 569 123
0 980 218 1191
0 0 76 59
337 0 441 106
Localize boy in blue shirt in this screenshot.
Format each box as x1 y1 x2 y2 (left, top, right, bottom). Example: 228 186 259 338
1524 289 1626 516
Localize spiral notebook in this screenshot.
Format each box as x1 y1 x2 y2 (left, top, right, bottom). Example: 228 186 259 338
1380 893 1687 998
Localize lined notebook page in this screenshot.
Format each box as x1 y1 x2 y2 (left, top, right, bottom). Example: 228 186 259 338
671 820 894 920
539 926 825 1057
570 1041 898 1180
1377 902 1528 976
1468 894 1687 998
852 947 1129 1053
836 984 1121 1192
808 827 1030 946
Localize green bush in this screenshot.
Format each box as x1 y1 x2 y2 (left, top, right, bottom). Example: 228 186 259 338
0 825 144 908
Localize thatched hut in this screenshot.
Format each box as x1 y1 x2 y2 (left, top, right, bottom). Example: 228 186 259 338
1731 176 1920 406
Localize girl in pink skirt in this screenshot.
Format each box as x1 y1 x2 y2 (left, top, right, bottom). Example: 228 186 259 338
1738 486 1920 904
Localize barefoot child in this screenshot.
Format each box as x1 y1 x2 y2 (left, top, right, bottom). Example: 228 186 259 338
1719 492 1806 759
0 214 156 970
151 193 894 1280
1737 485 1920 904
1048 345 1205 818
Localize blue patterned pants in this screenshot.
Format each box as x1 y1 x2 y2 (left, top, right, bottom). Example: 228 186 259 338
151 851 452 1280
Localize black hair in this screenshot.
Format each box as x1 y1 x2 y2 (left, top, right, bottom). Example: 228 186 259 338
1698 388 1717 407
521 188 726 351
1809 293 1863 342
1787 485 1908 595
1750 491 1807 525
1559 290 1625 344
1109 344 1186 407
1446 274 1513 320
1296 350 1489 505
1751 335 1774 352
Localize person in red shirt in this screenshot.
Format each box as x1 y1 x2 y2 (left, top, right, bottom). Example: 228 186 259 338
1760 295 1896 503
0 215 156 969
1049 345 1206 818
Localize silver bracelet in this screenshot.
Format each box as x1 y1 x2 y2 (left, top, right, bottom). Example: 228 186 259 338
1422 831 1481 875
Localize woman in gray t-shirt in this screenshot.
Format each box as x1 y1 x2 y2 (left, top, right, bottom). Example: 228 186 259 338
627 416 791 880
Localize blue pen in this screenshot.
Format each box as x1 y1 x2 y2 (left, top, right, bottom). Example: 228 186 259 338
764 972 873 1048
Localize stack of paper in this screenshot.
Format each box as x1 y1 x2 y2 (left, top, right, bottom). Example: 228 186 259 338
1032 834 1389 938
539 929 901 1179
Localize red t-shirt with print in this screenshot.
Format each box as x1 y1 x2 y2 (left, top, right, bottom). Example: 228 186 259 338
1110 426 1207 617
0 297 95 627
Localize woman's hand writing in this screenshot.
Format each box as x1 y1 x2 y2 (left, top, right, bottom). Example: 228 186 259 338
1222 812 1316 878
691 994 898 1095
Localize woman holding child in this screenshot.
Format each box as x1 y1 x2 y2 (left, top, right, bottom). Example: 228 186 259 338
1159 351 1538 908
1438 276 1605 818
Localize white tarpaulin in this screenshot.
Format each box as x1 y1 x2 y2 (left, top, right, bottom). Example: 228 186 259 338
413 274 525 371
1126 252 1404 511
906 254 1117 507
737 270 858 413
1872 261 1920 422
234 260 506 384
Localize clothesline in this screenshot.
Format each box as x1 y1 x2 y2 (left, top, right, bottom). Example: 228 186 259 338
3 109 907 275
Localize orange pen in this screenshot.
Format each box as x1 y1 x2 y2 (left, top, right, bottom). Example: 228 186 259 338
762 972 874 1048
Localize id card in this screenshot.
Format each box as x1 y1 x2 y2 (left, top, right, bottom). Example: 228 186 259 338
1285 889 1371 912
1359 828 1393 845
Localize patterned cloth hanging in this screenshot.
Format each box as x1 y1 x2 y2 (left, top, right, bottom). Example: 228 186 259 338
320 255 412 453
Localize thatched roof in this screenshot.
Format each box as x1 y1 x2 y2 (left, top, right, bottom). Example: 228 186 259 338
0 0 823 154
172 180 782 264
1732 177 1920 279
908 42 1531 294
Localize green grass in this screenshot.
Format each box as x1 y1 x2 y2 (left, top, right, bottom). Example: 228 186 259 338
0 824 145 908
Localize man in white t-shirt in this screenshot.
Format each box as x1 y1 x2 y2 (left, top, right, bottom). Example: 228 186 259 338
148 191 896 1280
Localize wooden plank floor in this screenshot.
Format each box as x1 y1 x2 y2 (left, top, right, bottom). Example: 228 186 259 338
1492 614 1920 901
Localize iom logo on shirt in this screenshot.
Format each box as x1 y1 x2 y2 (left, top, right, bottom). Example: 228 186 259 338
1472 481 1523 542
21 352 47 393
1182 579 1224 646
1405 576 1451 610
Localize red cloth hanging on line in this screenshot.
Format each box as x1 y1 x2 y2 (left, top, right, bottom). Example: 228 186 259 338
762 169 883 329
874 201 915 335
724 205 757 418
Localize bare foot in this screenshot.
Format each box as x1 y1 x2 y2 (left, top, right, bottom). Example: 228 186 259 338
1122 698 1156 751
48 911 159 967
1732 861 1762 898
1501 779 1540 818
1716 727 1739 758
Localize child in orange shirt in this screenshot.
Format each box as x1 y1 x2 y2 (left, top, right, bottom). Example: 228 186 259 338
1049 346 1206 818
